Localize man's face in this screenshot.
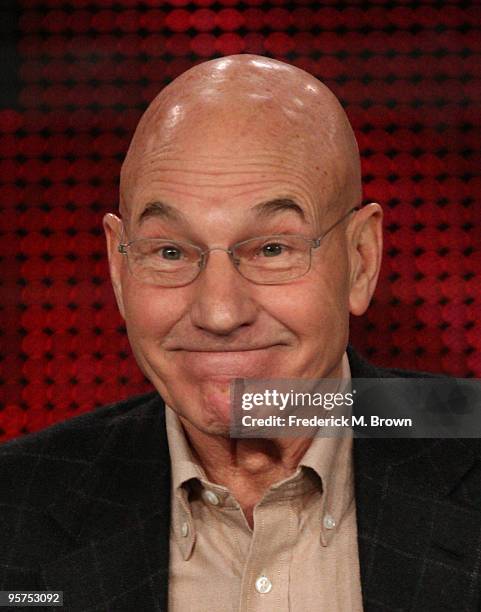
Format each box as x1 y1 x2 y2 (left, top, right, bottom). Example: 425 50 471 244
106 112 359 435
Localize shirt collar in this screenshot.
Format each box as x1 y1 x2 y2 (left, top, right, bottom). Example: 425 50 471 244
165 406 202 560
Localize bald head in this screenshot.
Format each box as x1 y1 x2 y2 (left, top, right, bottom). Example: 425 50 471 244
120 55 361 223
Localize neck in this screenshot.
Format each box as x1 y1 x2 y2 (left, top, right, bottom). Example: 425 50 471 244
180 418 314 526
182 420 314 484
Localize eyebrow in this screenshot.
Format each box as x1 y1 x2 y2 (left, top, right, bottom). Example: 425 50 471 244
251 198 306 221
137 197 306 225
138 201 186 224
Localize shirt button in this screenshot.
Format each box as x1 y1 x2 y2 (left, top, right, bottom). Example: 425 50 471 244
255 575 272 594
202 490 220 505
323 514 336 530
180 522 189 537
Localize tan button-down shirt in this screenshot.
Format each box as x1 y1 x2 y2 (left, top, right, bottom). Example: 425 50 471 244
166 355 363 611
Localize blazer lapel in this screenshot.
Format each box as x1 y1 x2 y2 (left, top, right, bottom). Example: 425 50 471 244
42 395 172 612
349 347 481 611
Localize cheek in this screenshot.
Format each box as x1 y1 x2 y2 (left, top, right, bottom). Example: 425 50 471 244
121 280 183 349
271 264 351 341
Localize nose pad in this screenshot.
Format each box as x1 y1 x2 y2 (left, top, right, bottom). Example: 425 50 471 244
199 247 237 273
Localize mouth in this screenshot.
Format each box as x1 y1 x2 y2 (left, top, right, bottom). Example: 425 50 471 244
172 345 285 353
170 345 286 376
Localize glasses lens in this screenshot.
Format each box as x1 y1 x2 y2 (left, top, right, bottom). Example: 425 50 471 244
127 239 200 286
234 235 311 283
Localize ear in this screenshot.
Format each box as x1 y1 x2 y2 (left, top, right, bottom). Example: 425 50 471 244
103 213 126 319
348 203 383 316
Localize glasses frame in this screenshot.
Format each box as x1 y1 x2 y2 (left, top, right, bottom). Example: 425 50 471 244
118 205 361 287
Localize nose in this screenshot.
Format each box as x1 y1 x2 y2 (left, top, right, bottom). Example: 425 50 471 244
189 249 258 336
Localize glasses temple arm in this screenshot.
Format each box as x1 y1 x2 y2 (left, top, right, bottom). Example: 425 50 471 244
316 205 361 242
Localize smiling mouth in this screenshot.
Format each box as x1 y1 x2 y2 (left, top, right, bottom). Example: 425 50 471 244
173 345 285 352
170 345 287 378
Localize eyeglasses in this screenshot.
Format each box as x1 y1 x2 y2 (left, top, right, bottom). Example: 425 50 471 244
118 206 360 287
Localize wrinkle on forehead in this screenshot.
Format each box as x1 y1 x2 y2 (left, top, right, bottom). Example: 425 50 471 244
120 54 361 220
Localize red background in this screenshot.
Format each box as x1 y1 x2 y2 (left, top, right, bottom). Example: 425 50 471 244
1 1 480 441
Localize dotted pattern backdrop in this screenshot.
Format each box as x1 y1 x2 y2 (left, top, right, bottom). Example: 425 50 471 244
0 1 480 441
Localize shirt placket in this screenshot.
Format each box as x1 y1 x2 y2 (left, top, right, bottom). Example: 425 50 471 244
239 497 298 612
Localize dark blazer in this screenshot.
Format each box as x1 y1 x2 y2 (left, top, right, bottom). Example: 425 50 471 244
1 347 480 611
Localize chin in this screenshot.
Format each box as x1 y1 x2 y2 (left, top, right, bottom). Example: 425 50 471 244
182 406 232 438
171 380 234 437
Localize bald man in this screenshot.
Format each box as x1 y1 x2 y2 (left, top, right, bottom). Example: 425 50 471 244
1 55 480 612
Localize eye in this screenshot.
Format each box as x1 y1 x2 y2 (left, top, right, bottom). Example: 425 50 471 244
159 245 183 260
260 242 288 257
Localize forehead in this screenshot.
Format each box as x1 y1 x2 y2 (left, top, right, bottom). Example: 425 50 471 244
126 157 335 236
122 118 341 231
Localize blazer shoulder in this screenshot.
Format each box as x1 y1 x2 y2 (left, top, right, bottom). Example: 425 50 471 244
347 344 452 379
1 390 161 450
0 391 163 508
375 365 450 379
